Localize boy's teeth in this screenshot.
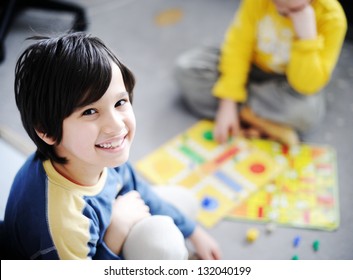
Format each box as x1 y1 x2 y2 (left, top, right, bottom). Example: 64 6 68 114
98 140 122 149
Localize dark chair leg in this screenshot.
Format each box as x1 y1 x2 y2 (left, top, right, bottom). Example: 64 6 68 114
0 0 19 63
0 0 88 63
0 43 4 63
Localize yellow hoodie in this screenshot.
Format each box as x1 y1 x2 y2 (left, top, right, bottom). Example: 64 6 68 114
213 0 347 102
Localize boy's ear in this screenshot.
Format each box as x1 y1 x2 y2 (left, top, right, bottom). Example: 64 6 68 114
35 130 56 145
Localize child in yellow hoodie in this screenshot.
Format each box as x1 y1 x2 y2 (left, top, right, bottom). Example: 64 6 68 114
175 0 347 145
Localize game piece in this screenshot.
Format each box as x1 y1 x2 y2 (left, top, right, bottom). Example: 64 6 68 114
196 186 236 228
291 255 299 260
313 240 320 251
293 235 301 247
246 228 259 242
203 130 213 141
265 222 276 233
201 196 218 211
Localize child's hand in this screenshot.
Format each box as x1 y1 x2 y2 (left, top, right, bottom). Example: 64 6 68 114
188 225 222 260
289 4 317 40
214 99 240 143
113 190 151 230
104 191 151 254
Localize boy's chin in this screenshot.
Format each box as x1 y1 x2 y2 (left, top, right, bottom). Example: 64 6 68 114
108 154 130 168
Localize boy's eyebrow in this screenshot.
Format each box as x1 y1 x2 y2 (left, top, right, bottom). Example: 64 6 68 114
116 91 130 100
75 91 130 111
118 91 129 97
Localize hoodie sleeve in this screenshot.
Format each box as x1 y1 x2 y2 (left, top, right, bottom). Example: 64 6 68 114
116 162 196 238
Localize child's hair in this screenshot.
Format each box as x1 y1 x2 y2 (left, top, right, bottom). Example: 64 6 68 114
15 32 135 164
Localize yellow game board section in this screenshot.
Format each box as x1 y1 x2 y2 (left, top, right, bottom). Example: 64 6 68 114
135 148 186 184
234 151 283 187
228 139 339 231
178 172 203 189
184 120 219 152
196 185 236 228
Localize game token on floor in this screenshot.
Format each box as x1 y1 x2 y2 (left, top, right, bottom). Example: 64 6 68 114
246 228 259 242
293 235 301 247
313 240 320 251
265 222 276 233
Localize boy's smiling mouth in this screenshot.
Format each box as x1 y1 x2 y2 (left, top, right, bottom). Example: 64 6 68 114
95 135 127 149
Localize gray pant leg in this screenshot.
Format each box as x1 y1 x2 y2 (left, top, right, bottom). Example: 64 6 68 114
175 47 326 133
248 78 326 133
175 46 220 119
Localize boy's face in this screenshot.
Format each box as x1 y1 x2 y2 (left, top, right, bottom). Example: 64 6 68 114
272 0 311 16
54 63 136 182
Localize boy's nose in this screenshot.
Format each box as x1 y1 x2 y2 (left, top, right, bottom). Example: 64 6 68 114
101 111 124 134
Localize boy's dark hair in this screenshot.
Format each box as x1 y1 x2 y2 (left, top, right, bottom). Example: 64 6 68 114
15 32 135 164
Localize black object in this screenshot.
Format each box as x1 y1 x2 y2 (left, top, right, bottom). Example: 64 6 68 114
339 0 353 41
0 220 11 259
0 0 88 63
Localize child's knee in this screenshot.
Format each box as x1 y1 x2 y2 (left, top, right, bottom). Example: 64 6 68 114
122 215 188 260
295 115 322 133
174 47 219 95
293 101 326 133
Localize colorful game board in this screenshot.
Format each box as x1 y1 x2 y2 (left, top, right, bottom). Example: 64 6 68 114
228 139 339 231
136 120 286 228
135 120 339 230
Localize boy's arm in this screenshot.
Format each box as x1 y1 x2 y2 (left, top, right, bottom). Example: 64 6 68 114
213 0 257 103
117 163 223 259
102 191 151 257
83 205 123 260
188 225 221 260
118 163 196 238
287 2 347 94
47 203 123 260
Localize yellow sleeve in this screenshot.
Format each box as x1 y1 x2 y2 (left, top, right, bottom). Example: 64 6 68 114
212 0 259 102
47 183 91 259
286 0 347 94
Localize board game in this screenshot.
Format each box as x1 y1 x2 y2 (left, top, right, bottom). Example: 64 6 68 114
229 138 339 231
135 120 339 230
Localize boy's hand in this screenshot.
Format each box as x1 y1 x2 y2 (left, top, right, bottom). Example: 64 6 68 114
289 4 317 39
214 99 240 143
188 225 222 260
113 191 151 230
104 191 151 254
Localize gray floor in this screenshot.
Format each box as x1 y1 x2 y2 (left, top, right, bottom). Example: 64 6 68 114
1 0 353 260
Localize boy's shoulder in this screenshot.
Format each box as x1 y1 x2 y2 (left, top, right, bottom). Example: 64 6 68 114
12 153 46 189
16 153 43 176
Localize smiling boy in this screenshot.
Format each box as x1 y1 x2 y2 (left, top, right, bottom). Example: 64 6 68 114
4 33 221 260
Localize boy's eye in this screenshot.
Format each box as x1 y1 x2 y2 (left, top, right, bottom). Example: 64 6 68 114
82 108 97 116
115 99 128 107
